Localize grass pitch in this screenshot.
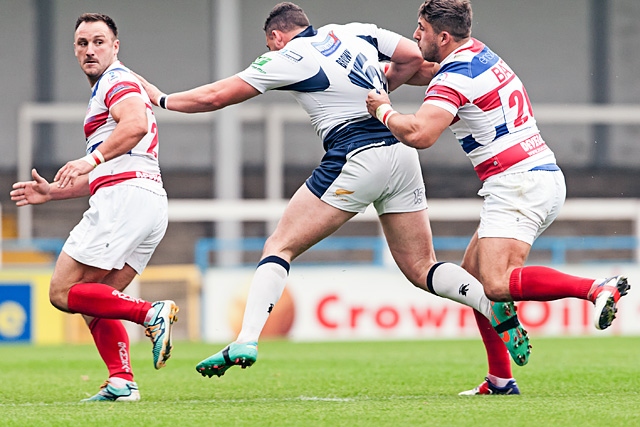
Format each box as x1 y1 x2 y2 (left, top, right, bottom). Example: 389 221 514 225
0 337 638 426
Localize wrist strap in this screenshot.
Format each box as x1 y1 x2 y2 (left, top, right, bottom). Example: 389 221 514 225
82 154 97 168
159 94 168 109
92 149 105 165
82 149 105 168
375 103 397 127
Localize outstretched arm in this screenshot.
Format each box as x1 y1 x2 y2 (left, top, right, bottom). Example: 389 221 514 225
135 73 261 113
11 168 90 206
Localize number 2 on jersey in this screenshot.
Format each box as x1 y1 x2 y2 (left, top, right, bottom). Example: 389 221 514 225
509 87 534 128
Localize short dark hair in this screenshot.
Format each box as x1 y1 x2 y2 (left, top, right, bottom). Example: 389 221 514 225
75 13 118 38
418 0 472 40
263 2 310 33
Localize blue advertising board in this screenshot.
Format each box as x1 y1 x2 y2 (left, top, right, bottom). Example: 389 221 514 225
0 283 32 342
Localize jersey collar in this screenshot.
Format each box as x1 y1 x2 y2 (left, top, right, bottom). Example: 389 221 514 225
292 26 317 39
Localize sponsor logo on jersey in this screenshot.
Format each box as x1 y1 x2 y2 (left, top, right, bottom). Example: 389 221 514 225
136 171 163 183
250 55 272 74
312 30 341 57
477 48 497 65
109 83 130 98
279 49 303 63
107 70 122 84
519 133 546 155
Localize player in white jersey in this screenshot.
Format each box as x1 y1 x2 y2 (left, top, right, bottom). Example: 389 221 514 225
367 0 630 395
136 1 530 380
10 13 177 402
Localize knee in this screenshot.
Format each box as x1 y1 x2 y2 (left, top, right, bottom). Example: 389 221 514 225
49 281 70 312
405 260 438 291
483 282 511 302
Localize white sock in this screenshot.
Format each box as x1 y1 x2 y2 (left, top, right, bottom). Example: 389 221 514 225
236 257 289 343
426 262 492 318
109 376 130 387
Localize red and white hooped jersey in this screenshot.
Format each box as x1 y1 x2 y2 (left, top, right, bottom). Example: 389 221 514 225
84 61 164 195
423 38 557 181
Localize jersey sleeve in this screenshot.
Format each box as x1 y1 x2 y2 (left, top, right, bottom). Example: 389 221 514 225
101 69 143 109
423 73 470 116
236 50 318 93
343 22 402 61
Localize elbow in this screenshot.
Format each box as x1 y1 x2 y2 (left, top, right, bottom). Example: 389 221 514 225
132 121 148 141
208 96 225 111
402 131 437 150
202 90 226 112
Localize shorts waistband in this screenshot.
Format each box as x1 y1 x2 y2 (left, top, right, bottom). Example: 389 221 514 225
529 163 560 172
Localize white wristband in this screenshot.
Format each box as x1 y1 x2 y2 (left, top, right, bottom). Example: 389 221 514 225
81 150 105 168
375 103 397 127
93 149 105 164
82 154 97 168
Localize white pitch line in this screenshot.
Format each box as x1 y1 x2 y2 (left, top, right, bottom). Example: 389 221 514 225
0 394 428 408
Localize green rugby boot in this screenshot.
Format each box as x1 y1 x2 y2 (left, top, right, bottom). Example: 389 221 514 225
81 380 140 402
196 341 258 378
489 301 531 366
145 300 179 369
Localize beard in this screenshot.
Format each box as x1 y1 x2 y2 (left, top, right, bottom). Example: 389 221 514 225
420 42 440 63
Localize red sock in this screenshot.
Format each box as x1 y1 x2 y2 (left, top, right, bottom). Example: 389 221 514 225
88 318 134 381
473 309 512 378
509 266 594 301
67 283 151 325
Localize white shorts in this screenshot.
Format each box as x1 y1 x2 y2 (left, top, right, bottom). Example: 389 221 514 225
63 184 168 274
477 170 566 245
309 142 427 215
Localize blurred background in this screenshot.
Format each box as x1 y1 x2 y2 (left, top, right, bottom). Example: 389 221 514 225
1 0 639 345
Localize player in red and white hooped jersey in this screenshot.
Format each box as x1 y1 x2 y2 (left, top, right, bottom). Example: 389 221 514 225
11 13 177 403
423 37 558 181
84 60 163 196
367 0 629 395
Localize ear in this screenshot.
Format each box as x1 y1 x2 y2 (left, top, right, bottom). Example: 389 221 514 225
272 30 287 50
439 31 452 47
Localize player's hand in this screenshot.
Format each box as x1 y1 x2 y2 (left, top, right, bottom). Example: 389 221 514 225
10 168 52 206
54 157 94 189
366 89 392 118
132 71 163 106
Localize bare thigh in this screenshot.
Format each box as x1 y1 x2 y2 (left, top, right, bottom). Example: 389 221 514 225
262 184 357 262
379 209 437 289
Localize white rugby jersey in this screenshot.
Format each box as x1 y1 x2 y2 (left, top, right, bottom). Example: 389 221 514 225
237 24 402 152
424 38 557 180
84 61 164 195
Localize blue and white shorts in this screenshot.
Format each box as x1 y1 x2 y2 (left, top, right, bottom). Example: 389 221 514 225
306 141 427 215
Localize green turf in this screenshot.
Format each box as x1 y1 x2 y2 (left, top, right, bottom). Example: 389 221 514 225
0 337 638 426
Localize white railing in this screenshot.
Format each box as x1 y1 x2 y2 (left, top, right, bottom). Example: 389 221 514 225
16 102 640 242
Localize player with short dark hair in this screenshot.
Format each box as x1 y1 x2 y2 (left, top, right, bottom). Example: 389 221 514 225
366 0 630 395
137 1 530 380
11 12 178 402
